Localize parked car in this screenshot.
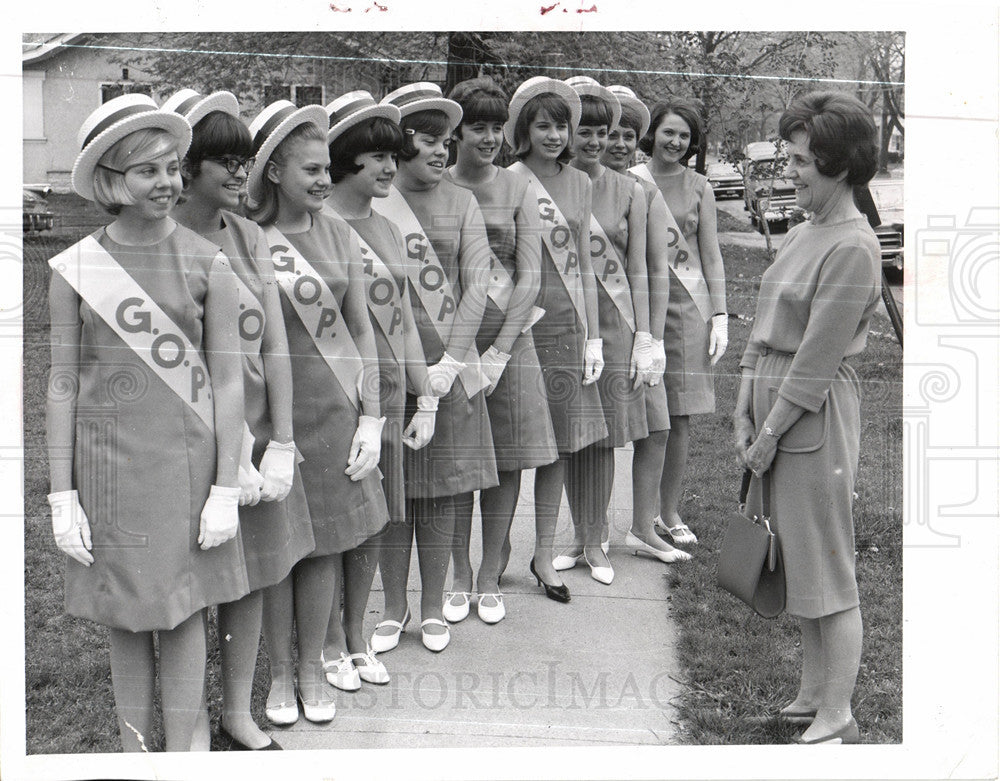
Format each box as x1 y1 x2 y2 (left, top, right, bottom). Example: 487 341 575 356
705 161 743 200
868 180 904 271
742 142 796 233
23 185 54 234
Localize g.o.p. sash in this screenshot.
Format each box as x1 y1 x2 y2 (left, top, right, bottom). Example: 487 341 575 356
372 186 486 398
49 235 215 431
630 163 715 321
508 161 588 337
589 214 637 333
263 225 363 410
323 205 406 365
229 267 266 377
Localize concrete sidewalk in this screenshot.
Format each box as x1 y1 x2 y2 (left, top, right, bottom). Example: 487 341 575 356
274 446 684 749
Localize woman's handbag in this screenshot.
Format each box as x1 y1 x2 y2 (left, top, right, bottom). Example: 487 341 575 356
717 469 786 618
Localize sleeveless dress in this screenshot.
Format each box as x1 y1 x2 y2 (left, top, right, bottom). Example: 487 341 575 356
391 180 499 498
273 213 389 553
343 211 408 523
650 168 715 416
61 224 249 632
589 168 649 447
444 166 558 471
514 163 608 454
627 173 670 432
204 212 315 590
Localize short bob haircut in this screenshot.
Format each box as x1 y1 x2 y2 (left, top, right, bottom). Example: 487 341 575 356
511 93 574 164
182 110 254 187
778 91 878 186
398 109 452 162
93 127 180 216
638 97 702 164
616 102 644 136
329 116 404 183
248 121 327 226
448 77 508 138
578 94 614 129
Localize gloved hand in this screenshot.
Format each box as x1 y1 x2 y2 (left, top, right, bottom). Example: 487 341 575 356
238 423 263 507
346 415 385 481
480 345 511 396
583 338 604 385
708 313 729 366
630 330 654 388
425 352 467 397
198 485 240 550
649 338 666 385
259 439 296 502
48 489 94 566
402 395 438 451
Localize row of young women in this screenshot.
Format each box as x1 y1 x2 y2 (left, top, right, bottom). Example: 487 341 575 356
46 74 728 751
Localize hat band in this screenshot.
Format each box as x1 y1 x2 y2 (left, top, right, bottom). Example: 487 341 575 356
387 88 442 109
82 104 157 150
253 105 300 152
329 96 379 127
174 93 204 117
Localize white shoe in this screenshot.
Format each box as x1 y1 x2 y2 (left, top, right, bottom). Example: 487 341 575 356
477 593 506 624
552 549 583 571
442 591 472 623
322 651 361 691
584 550 614 585
625 530 692 563
420 618 450 652
350 646 390 685
370 607 410 653
654 516 698 545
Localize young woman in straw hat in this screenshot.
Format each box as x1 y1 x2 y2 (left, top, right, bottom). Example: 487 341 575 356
246 100 388 724
442 76 558 625
166 88 316 749
504 77 607 600
46 93 246 751
319 91 437 685
369 82 497 653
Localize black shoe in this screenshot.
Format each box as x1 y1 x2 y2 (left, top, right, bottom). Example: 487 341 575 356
220 727 283 751
529 559 570 603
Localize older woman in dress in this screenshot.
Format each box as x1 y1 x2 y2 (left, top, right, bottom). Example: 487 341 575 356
734 91 881 744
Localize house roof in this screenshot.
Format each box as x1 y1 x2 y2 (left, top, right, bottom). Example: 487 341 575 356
23 34 86 66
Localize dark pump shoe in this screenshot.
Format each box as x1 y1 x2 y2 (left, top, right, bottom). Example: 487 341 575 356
529 559 570 603
220 727 283 751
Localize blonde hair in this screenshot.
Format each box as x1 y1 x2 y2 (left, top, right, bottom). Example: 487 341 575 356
92 128 179 215
248 122 327 226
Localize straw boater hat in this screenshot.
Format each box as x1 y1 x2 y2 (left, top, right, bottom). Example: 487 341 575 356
380 82 462 130
503 76 582 148
246 100 329 204
564 76 622 133
607 85 651 138
71 93 192 201
326 90 401 145
161 88 241 126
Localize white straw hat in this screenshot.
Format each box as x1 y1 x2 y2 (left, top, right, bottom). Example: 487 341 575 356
503 76 582 148
381 82 462 130
564 76 622 133
246 100 329 204
607 85 651 138
71 93 192 201
161 88 241 127
326 90 401 145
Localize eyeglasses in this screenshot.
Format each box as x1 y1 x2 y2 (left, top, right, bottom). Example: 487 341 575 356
204 156 256 175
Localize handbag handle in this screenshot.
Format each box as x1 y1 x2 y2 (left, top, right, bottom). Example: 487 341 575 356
739 468 772 521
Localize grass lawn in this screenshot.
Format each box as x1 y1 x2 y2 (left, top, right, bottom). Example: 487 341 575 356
21 195 902 751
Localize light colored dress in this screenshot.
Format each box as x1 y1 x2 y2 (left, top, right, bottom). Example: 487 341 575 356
739 216 881 618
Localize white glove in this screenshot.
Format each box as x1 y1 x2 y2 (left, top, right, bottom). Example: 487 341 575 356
583 338 604 385
650 338 666 385
630 330 654 387
425 352 467 397
199 485 240 550
48 489 94 566
402 395 438 451
238 423 263 507
346 415 385 481
708 313 729 366
480 345 511 396
259 439 296 502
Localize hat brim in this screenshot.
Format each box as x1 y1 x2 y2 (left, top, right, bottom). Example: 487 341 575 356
504 79 582 148
614 95 651 138
185 92 241 128
247 104 330 205
71 110 192 202
328 104 401 145
396 98 462 131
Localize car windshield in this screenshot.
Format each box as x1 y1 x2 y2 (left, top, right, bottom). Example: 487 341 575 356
869 182 903 212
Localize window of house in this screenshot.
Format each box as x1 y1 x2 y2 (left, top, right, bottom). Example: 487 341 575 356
264 85 292 105
295 85 323 107
100 82 152 103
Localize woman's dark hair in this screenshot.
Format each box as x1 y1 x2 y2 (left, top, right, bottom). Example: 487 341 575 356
329 116 404 183
778 91 878 186
448 77 508 139
578 94 613 129
617 102 644 135
398 109 451 162
511 93 573 163
638 98 702 163
183 111 253 186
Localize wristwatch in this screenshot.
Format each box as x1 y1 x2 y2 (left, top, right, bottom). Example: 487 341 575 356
763 424 780 439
